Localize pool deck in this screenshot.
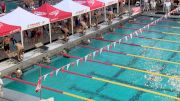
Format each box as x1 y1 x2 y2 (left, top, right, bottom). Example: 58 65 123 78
0 88 40 101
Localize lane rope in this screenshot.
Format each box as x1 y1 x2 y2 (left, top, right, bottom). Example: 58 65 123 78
37 64 180 101
4 75 93 101
91 38 180 53
118 26 180 37
62 54 180 81
79 45 180 65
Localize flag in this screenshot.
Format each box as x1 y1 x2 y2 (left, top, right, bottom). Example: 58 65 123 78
118 39 122 43
71 62 75 67
130 34 132 39
76 59 80 66
107 45 110 51
43 74 48 80
84 55 88 62
125 36 128 41
56 68 61 76
100 48 103 54
93 51 96 58
66 64 70 70
113 42 116 47
35 77 42 92
50 72 54 77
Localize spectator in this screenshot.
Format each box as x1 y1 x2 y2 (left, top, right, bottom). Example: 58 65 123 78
0 1 6 13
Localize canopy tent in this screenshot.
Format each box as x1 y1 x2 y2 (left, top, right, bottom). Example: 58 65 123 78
73 0 104 10
0 22 21 37
54 0 90 34
0 7 50 46
32 3 72 22
97 0 118 21
97 0 118 6
54 0 90 16
73 0 104 27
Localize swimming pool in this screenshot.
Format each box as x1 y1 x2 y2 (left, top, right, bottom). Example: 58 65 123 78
4 16 180 101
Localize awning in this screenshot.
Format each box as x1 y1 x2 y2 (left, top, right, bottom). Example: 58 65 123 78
97 0 118 6
32 3 72 22
54 0 90 16
0 7 50 31
0 22 21 37
73 0 104 11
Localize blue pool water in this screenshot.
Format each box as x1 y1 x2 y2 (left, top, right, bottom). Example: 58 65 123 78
4 16 180 101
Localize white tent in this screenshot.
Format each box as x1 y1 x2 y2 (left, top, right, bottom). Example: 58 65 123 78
54 0 90 34
0 7 50 46
54 0 90 16
97 0 118 6
97 0 118 21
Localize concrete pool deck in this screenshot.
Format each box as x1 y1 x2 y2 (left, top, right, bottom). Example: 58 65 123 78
0 88 40 101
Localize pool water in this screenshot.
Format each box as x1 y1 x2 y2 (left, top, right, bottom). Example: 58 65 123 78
4 16 180 101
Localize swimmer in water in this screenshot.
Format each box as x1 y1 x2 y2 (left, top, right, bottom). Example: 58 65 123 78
128 18 136 23
82 39 91 45
60 48 70 58
96 33 104 39
43 56 51 64
15 68 22 79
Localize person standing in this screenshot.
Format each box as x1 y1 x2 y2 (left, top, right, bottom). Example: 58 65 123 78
0 1 6 13
15 42 24 61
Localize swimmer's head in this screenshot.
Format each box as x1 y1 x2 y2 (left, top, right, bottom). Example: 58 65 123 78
150 18 154 20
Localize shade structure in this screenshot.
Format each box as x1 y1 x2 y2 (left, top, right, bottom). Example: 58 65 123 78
54 0 90 16
0 7 50 46
0 7 50 31
97 0 118 6
32 3 72 22
73 0 105 11
0 22 21 37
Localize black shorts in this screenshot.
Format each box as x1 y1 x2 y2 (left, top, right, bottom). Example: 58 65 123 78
4 44 10 51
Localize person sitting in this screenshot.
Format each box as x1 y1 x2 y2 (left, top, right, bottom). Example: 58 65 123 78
15 41 24 61
15 68 22 79
82 39 91 45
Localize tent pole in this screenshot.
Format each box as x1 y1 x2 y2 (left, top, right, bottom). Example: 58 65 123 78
48 24 52 43
89 11 92 28
71 17 74 34
104 6 106 21
117 2 120 14
20 30 24 47
128 0 131 17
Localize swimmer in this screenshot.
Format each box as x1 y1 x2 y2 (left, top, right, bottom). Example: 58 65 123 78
15 68 22 79
60 48 70 58
96 33 104 39
82 39 91 45
43 56 51 64
150 17 154 20
128 18 136 23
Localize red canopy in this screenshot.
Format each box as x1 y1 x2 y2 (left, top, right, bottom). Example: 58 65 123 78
0 22 21 37
32 3 72 22
73 0 104 11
